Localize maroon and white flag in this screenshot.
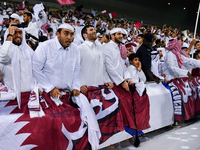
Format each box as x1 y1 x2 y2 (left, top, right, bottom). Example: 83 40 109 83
56 0 75 5
18 1 25 10
109 13 117 19
168 77 200 121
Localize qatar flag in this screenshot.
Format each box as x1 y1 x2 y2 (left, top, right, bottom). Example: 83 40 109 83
101 10 108 16
56 0 75 5
109 12 117 19
18 1 25 10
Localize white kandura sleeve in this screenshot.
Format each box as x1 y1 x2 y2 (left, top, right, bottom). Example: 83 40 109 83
0 41 13 63
124 62 131 80
139 70 146 82
32 44 55 93
71 48 81 91
103 52 112 83
165 52 188 78
182 55 200 69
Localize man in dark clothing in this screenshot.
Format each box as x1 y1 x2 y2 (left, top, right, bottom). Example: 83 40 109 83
136 33 160 83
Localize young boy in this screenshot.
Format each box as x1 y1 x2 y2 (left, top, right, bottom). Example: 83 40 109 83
128 53 146 83
128 54 146 96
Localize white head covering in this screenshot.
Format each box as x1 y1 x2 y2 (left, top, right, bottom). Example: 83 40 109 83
58 23 74 32
157 47 166 58
182 42 189 48
10 13 20 20
110 28 122 35
183 37 188 42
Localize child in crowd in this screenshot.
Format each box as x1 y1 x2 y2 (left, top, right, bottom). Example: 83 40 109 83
128 54 146 96
128 53 146 83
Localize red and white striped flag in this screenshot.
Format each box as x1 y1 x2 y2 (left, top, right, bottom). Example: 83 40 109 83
56 0 75 5
101 10 108 16
18 1 25 10
109 12 117 19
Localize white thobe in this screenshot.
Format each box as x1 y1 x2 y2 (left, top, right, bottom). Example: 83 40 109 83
104 40 131 85
0 41 33 92
32 37 80 93
164 51 200 81
79 40 110 87
128 65 146 83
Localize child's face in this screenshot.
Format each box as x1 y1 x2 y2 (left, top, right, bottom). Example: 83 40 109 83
130 57 140 68
158 50 163 57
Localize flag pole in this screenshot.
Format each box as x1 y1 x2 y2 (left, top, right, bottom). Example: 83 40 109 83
192 2 200 58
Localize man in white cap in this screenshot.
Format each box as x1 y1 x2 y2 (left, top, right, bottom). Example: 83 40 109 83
79 25 113 93
32 23 101 150
9 13 20 24
104 28 132 91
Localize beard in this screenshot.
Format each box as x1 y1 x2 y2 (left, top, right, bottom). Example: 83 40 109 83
114 37 122 44
13 38 22 46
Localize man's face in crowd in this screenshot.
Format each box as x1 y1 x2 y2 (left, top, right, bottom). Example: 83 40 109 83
113 31 123 44
13 29 23 46
195 53 200 60
4 19 9 25
85 27 97 41
18 11 23 16
196 43 200 50
57 28 74 48
23 14 29 22
137 36 143 44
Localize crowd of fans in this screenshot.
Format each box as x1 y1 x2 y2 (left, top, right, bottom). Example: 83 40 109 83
1 2 200 148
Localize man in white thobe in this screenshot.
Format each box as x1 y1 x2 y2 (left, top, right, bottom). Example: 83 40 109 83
164 38 200 81
78 25 113 93
0 24 38 108
104 28 132 91
32 23 101 150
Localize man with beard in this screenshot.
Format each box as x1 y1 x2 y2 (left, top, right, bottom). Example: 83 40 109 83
0 24 39 108
79 25 113 93
32 23 101 150
136 33 160 83
104 28 132 91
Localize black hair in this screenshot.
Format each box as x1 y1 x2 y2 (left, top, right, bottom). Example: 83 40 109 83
57 28 62 33
137 34 144 39
24 12 32 20
156 39 161 45
128 53 139 62
193 50 200 59
195 41 200 46
81 25 94 40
